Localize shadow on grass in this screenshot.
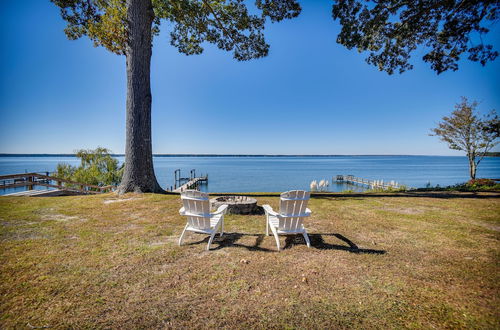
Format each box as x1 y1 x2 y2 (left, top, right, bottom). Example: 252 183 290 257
283 233 386 254
186 232 386 254
185 232 274 252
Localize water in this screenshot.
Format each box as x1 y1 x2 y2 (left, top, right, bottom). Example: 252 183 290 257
1 155 499 194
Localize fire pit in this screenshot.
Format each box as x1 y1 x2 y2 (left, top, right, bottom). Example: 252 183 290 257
210 195 263 215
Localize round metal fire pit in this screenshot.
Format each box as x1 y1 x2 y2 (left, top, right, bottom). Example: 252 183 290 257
210 195 263 215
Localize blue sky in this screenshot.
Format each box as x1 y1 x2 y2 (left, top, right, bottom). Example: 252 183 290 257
0 1 499 155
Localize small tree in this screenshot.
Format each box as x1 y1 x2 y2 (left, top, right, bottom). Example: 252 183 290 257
56 147 124 187
431 97 499 180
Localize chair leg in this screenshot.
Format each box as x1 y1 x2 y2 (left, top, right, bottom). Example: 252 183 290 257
266 217 269 236
220 218 224 237
207 230 217 251
302 230 311 248
178 224 189 246
270 226 280 251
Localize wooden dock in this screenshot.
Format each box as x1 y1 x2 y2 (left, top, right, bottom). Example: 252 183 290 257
335 175 407 190
0 173 114 195
2 171 208 195
173 176 208 193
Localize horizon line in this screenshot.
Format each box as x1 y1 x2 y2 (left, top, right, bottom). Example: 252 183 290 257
0 153 489 157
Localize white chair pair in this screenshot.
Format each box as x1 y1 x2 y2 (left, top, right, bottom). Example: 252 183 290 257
178 190 312 251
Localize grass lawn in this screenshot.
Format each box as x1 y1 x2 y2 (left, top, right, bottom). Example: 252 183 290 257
1 192 499 328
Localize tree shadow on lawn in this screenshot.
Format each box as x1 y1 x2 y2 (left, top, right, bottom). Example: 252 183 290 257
185 232 386 254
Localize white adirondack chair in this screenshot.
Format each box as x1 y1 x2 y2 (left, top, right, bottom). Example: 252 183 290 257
262 190 312 251
178 190 228 250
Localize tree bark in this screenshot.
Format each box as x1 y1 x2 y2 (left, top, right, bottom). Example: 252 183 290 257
467 150 476 180
469 159 477 180
118 0 164 194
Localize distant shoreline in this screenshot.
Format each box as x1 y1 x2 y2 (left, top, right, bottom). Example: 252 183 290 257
1 154 498 157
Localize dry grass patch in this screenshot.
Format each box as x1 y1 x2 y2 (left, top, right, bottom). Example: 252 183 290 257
1 192 499 328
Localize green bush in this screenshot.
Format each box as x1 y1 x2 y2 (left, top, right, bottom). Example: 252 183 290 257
417 179 500 192
467 178 496 187
55 147 123 187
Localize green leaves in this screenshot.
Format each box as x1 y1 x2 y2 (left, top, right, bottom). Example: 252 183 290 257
256 0 301 22
155 0 301 61
55 147 123 187
51 1 499 69
51 0 126 55
332 0 499 74
51 0 302 60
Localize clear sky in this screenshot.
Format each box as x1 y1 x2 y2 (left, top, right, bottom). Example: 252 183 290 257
0 1 499 155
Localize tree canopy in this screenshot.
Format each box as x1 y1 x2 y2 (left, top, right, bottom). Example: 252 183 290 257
51 0 301 60
332 0 499 74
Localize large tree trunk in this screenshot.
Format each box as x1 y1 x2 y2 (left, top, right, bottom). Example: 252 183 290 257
118 0 164 194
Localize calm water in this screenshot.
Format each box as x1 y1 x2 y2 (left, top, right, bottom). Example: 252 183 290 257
1 155 499 194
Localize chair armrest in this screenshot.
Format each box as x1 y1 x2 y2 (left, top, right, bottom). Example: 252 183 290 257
179 206 186 215
262 204 279 217
211 204 228 215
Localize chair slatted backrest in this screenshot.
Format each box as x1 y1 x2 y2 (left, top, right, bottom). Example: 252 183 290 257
181 190 211 229
278 190 310 231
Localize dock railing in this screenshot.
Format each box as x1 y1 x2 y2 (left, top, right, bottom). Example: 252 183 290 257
335 175 408 190
0 172 114 194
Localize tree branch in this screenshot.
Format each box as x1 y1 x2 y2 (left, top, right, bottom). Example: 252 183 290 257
201 0 241 52
476 139 492 167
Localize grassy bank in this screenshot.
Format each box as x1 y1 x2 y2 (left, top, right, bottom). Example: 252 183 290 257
1 192 499 328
